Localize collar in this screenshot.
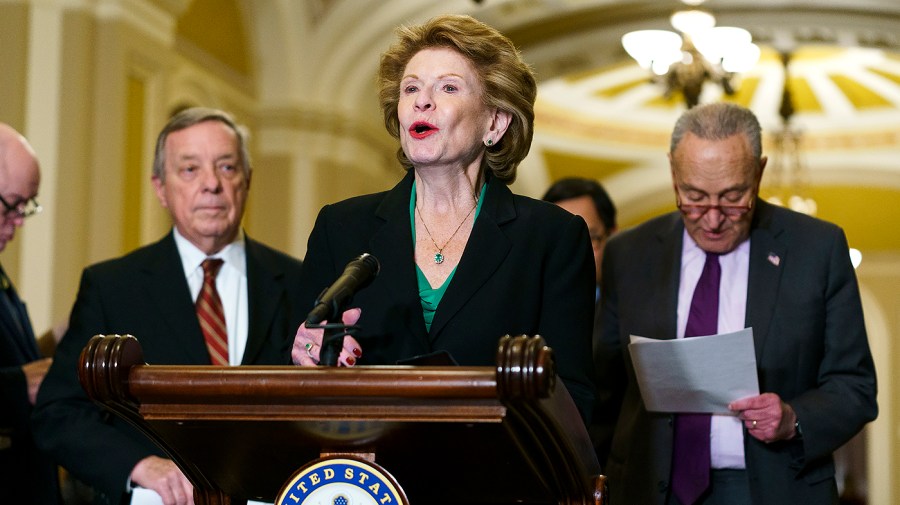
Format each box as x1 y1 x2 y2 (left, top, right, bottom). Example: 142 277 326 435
172 227 247 277
681 229 750 263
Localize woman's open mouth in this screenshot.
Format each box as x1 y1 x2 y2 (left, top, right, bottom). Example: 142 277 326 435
409 121 438 139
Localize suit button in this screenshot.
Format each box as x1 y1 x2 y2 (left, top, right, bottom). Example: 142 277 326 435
658 480 668 492
668 415 674 427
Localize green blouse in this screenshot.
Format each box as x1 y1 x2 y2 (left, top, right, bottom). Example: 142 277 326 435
410 180 487 333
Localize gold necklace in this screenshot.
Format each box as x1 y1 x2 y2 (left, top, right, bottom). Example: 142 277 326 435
416 198 477 264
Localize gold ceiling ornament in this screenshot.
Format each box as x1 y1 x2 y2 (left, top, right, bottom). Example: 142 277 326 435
764 51 862 268
765 51 817 217
621 0 760 108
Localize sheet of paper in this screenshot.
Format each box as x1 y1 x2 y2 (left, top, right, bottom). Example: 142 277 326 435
130 488 163 505
131 488 271 505
628 327 759 414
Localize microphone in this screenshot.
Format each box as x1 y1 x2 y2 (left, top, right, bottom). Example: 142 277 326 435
306 253 380 325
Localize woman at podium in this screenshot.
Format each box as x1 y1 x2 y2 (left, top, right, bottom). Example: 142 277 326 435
291 14 596 421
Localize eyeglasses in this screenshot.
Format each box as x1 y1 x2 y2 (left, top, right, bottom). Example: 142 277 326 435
589 231 609 247
0 194 42 219
676 198 753 219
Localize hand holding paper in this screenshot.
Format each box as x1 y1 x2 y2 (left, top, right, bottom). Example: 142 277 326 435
628 327 759 414
729 392 798 443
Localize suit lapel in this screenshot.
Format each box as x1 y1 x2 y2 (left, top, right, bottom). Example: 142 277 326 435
745 200 786 362
655 214 685 340
429 181 514 339
140 234 211 364
243 237 284 364
370 173 430 345
0 263 39 359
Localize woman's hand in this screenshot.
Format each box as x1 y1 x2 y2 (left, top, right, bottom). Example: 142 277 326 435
291 307 363 367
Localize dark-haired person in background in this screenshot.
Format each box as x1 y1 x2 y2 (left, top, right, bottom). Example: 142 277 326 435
542 177 617 298
543 176 618 465
291 14 596 421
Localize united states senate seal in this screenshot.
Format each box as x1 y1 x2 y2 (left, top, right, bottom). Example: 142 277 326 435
276 456 408 505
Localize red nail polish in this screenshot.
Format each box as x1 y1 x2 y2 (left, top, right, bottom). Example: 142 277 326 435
352 348 362 358
346 356 356 366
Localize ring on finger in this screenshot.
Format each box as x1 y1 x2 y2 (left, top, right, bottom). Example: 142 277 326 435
751 420 757 428
305 342 316 359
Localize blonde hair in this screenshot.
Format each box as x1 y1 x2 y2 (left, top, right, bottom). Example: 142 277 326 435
378 14 536 184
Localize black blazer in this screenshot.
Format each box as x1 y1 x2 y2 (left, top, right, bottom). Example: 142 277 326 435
298 171 597 418
32 233 304 503
595 199 877 504
0 264 60 505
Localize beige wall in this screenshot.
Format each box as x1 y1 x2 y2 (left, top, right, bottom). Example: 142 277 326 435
857 253 900 505
0 2 31 300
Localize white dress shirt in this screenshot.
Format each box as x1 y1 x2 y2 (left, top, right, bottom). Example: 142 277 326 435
678 230 750 469
173 228 249 366
130 230 257 505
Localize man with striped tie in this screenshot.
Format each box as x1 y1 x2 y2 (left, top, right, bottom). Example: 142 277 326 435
33 108 305 505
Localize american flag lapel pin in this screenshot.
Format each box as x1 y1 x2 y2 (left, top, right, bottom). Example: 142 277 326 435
767 252 781 267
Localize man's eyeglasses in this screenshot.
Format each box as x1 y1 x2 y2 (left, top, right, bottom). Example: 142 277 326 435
589 231 608 247
0 194 42 219
677 198 753 219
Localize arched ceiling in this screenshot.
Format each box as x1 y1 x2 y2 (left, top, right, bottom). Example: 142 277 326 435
539 46 900 137
488 1 900 251
172 0 900 251
532 43 900 250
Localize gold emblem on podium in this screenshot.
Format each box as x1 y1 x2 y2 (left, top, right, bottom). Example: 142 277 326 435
276 455 408 505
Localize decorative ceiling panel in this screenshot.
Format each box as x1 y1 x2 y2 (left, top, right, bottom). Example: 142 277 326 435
537 45 900 148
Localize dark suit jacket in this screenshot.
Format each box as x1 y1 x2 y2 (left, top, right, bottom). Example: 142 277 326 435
32 232 304 504
595 199 877 504
0 264 60 505
298 171 597 418
587 297 620 468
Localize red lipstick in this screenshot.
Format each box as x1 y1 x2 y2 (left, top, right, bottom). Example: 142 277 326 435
409 121 438 139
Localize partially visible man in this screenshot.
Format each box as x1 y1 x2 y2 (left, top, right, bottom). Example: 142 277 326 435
542 177 618 464
0 123 60 505
33 108 305 505
542 177 617 291
596 102 876 504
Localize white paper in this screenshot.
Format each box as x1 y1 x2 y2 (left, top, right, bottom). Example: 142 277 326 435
628 327 759 414
131 488 271 505
130 488 163 505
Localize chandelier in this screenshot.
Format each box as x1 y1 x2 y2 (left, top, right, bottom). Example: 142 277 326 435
621 0 760 108
766 51 818 216
763 51 862 268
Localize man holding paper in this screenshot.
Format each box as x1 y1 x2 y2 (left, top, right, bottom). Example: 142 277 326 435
595 102 877 505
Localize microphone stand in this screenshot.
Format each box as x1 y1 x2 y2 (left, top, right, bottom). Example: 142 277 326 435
319 323 346 367
305 253 379 366
305 299 360 367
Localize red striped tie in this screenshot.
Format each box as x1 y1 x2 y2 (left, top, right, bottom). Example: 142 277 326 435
197 259 228 365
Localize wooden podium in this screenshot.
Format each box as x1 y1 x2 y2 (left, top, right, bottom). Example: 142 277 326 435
78 334 606 505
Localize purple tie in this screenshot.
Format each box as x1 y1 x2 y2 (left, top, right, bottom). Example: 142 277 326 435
672 252 720 505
